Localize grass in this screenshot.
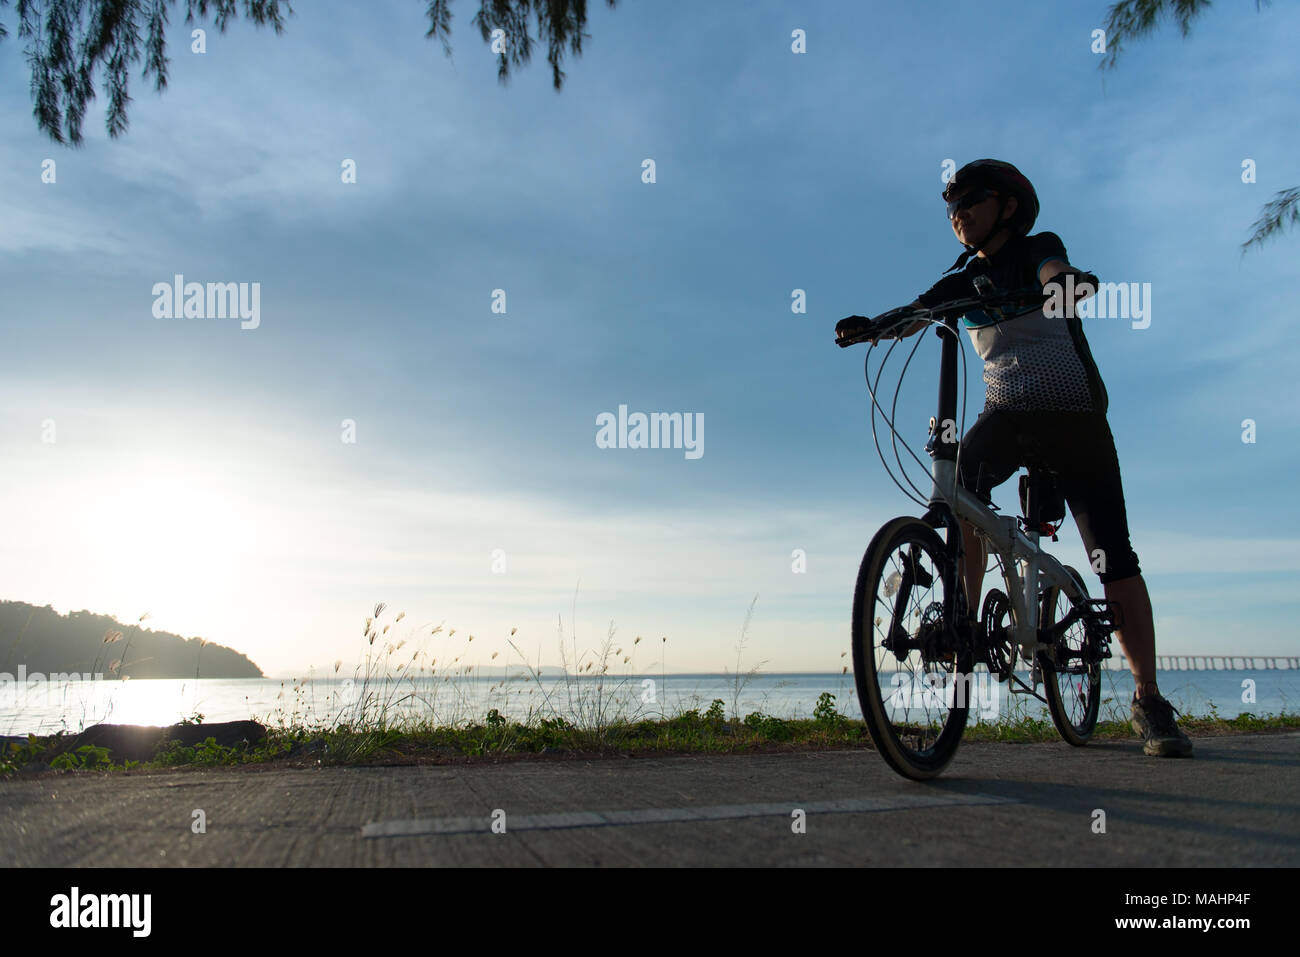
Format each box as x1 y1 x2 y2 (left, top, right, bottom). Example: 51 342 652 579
4 597 1298 774
4 694 1298 776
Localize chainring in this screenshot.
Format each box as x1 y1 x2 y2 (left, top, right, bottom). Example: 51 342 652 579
980 589 1015 681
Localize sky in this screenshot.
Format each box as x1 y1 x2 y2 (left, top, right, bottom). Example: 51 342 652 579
1 0 1297 678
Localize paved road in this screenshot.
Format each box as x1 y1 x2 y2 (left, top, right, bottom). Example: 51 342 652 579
2 733 1297 866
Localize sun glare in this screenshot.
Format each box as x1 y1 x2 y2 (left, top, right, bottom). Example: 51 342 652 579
76 458 267 627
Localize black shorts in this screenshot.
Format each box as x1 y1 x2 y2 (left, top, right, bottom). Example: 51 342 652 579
957 409 1141 585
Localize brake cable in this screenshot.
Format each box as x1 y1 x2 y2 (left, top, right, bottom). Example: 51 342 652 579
862 311 972 510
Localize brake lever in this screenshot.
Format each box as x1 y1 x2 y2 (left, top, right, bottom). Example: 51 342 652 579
835 330 875 348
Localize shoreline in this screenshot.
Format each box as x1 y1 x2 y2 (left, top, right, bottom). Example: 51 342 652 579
4 709 1297 776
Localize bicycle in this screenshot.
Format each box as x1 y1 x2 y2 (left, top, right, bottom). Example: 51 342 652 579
835 278 1122 780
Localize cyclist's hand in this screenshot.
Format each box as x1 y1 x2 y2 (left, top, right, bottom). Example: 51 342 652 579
835 315 877 342
1071 270 1100 299
837 315 889 345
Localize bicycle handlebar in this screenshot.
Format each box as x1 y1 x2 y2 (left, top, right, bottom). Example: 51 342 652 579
834 284 1049 348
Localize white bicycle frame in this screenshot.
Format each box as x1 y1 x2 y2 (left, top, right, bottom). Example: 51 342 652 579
929 458 1083 666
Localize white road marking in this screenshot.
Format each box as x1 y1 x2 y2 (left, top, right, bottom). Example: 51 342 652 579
361 792 1020 837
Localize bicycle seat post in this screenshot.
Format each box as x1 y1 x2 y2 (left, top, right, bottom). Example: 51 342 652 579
1024 468 1042 529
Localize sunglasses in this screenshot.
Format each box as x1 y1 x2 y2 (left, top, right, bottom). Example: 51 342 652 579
946 187 999 219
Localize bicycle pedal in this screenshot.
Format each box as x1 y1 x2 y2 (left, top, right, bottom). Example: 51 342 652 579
1085 634 1113 662
1081 598 1123 631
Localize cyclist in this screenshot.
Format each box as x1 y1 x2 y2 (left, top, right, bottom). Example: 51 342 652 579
836 159 1191 757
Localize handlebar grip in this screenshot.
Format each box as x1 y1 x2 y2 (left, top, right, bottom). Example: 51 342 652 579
835 314 877 347
835 308 923 347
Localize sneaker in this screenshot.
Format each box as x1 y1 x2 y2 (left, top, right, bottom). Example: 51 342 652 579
1130 693 1193 757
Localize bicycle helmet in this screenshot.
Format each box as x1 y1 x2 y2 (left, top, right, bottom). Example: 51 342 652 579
941 159 1040 272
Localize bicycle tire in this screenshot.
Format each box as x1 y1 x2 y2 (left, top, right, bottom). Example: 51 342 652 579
1038 564 1102 745
852 516 971 780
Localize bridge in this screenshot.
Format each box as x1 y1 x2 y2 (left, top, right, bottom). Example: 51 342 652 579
1108 655 1299 671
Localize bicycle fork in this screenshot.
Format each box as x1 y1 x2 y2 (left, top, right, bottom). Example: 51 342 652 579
883 542 941 664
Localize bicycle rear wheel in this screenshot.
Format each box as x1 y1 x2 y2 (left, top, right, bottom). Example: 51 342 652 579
1039 565 1102 745
852 516 971 780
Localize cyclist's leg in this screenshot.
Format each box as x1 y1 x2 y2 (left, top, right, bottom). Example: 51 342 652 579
958 524 984 619
1051 419 1191 754
956 410 1021 616
1104 574 1156 695
1043 413 1151 692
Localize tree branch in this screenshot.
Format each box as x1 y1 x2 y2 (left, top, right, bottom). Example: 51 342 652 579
1099 0 1269 71
1242 187 1300 252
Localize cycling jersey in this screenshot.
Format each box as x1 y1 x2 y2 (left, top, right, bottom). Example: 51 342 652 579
916 232 1109 413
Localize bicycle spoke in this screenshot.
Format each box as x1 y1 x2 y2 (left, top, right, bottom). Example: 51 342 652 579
853 517 970 778
1039 567 1102 744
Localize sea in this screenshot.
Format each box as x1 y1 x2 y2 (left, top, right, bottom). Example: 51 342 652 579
2 668 1297 736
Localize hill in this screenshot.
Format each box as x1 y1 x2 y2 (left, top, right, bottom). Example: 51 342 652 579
0 601 263 679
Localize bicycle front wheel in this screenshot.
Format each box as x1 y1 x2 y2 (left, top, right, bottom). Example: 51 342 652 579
1039 565 1102 745
852 516 971 780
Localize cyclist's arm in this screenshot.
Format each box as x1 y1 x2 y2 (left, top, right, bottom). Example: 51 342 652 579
892 301 928 338
1039 259 1098 303
1031 233 1098 304
902 268 974 338
1039 258 1069 284
1031 233 1071 287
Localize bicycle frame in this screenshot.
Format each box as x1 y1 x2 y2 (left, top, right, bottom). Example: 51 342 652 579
921 314 1084 664
930 458 1079 661
839 285 1117 776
